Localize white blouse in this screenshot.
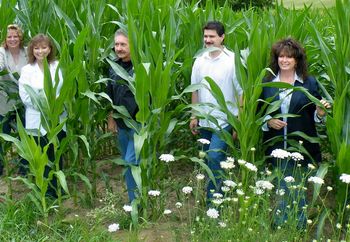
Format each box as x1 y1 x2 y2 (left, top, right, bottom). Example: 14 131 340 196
19 60 64 136
0 47 27 115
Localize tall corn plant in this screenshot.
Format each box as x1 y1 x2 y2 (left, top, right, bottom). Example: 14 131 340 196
0 115 53 222
0 59 70 220
106 0 196 218
53 0 116 204
0 0 17 39
308 0 350 204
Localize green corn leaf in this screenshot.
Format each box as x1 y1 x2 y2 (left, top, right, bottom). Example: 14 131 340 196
55 170 70 195
81 90 100 105
78 135 91 158
131 165 142 194
190 157 216 189
134 131 147 161
73 172 92 199
311 163 329 204
316 209 329 240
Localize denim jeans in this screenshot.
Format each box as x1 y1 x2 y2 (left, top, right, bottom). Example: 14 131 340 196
200 125 231 201
273 159 307 229
118 127 140 202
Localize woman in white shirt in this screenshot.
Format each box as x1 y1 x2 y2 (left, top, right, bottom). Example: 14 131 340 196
18 34 65 197
0 24 27 175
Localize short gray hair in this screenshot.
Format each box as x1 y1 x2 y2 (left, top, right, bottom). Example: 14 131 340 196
114 28 128 38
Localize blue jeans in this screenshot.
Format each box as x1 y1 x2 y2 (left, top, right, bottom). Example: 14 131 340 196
200 125 231 201
273 159 307 229
118 127 139 202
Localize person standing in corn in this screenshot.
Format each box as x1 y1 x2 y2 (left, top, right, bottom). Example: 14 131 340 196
107 29 139 203
260 37 331 229
0 24 28 176
189 21 243 202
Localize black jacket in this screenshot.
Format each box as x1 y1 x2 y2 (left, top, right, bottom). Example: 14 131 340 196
107 59 138 129
260 75 322 164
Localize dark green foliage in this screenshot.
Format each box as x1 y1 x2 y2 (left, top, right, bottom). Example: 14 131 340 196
217 0 274 10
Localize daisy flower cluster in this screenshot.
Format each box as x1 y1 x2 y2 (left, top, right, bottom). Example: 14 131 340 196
340 173 350 184
148 190 161 197
159 154 175 163
308 176 324 185
206 208 219 219
182 186 193 194
270 149 304 162
220 158 235 169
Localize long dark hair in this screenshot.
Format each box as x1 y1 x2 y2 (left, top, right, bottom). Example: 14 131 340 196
267 37 308 80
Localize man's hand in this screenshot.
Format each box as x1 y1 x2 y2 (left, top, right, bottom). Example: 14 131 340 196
232 130 238 141
190 118 199 135
107 115 117 133
267 118 287 130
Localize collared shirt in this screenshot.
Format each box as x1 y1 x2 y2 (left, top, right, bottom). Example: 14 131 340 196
191 47 243 129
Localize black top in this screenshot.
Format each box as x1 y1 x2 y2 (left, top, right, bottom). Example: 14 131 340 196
259 76 322 165
107 59 138 129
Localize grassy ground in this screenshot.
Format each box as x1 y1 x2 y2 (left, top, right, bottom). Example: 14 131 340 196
280 0 335 8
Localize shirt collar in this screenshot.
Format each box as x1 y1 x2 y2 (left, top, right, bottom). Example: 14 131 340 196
203 46 227 60
273 72 304 84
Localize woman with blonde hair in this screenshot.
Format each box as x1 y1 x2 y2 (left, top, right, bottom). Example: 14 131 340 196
0 24 27 175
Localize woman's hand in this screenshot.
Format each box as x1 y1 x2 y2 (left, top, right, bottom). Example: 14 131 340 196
316 99 331 118
267 118 287 130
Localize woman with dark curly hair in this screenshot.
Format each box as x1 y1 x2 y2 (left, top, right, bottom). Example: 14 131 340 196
260 37 331 229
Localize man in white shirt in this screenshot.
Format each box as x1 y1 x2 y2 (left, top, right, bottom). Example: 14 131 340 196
189 21 243 202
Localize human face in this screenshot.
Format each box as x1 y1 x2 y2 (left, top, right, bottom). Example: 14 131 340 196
278 51 297 73
6 29 20 50
203 29 224 48
33 42 51 63
114 34 130 62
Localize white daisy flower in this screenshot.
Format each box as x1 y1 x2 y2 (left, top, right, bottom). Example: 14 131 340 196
223 180 237 188
270 149 291 159
182 186 193 194
197 138 210 145
148 190 161 197
244 162 258 172
123 205 132 212
284 176 295 183
159 154 175 163
308 176 324 185
256 180 274 190
340 173 350 184
196 173 205 180
108 223 120 232
290 152 304 161
163 209 172 215
175 202 182 208
206 208 219 219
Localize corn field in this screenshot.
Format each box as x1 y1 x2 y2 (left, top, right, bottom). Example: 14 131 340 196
0 0 350 241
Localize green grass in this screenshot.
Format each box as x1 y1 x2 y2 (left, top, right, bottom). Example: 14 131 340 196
280 0 335 8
